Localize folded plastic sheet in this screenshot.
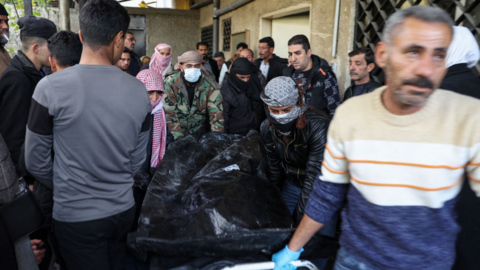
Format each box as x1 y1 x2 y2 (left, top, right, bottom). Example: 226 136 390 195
129 131 295 258
129 131 339 265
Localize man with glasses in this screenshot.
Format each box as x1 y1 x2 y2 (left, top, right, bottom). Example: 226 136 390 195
124 31 141 76
163 51 224 141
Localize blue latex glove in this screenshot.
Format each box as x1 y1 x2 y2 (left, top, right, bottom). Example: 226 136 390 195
272 245 304 270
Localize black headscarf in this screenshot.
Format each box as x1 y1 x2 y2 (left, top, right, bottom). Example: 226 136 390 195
230 58 263 109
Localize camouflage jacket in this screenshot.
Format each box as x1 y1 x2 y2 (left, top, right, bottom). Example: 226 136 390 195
163 70 224 141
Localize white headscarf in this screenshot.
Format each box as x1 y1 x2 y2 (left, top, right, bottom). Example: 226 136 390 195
445 26 480 68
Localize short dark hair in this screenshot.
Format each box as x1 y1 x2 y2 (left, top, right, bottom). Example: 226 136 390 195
214 51 224 58
236 42 248 50
259 37 274 48
123 47 130 53
126 31 133 36
348 47 375 65
20 35 47 51
48 31 82 67
196 41 208 50
288 34 311 52
79 0 130 50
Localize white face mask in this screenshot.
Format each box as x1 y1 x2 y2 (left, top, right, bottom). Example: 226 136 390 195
184 68 201 83
269 106 301 124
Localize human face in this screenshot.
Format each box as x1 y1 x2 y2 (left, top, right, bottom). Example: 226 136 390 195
37 43 51 67
267 104 296 115
148 91 162 103
288 44 311 72
124 33 136 51
0 15 9 44
236 47 244 56
349 53 374 84
258 43 273 60
376 17 452 111
179 62 202 71
214 56 224 69
116 52 131 71
240 49 254 63
197 45 209 62
235 73 251 82
158 48 171 57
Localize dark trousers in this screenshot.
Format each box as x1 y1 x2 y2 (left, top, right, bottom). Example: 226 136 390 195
53 206 135 270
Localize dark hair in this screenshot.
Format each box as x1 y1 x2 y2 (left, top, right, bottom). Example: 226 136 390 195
288 34 311 52
236 42 248 50
47 31 82 67
259 37 274 48
79 0 130 50
196 41 208 50
214 51 224 58
348 47 375 65
123 47 130 53
20 35 47 51
126 31 133 36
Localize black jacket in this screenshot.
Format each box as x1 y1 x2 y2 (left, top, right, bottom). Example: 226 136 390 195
128 51 141 76
0 52 43 175
254 54 288 83
440 63 480 99
283 54 340 118
260 109 330 223
343 79 382 102
221 74 265 136
207 57 220 82
439 63 480 270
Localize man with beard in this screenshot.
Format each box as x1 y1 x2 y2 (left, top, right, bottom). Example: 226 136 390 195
272 6 480 270
283 35 341 118
0 15 56 177
124 31 141 76
221 58 265 135
196 41 219 82
254 37 288 83
343 47 381 101
115 47 131 73
0 4 10 75
163 51 224 141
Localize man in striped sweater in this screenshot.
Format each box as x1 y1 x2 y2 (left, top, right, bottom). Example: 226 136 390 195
272 6 480 270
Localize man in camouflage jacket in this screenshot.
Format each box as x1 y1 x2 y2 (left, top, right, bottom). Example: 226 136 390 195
163 51 224 141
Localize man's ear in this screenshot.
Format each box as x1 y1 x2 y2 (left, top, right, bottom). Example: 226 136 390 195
307 48 312 58
32 43 39 55
48 56 57 73
78 30 84 44
179 64 184 72
269 47 274 54
375 41 388 68
367 62 375 73
114 31 124 50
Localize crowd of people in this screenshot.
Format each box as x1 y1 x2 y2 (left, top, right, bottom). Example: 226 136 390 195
0 0 480 270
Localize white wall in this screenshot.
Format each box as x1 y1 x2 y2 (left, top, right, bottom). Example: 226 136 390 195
271 14 310 59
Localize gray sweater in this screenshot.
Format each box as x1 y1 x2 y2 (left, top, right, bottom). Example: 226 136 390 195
25 65 151 222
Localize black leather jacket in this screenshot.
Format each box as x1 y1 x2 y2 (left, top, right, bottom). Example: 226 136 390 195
343 79 381 102
260 109 330 223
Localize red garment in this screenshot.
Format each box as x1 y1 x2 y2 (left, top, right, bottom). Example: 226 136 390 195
150 43 172 78
136 69 166 168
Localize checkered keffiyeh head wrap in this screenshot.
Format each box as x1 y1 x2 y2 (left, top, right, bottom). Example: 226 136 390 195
150 43 172 78
136 69 167 168
136 69 165 92
260 76 298 107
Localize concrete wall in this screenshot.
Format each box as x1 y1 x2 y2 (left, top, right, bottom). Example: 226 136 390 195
126 7 200 61
197 0 356 94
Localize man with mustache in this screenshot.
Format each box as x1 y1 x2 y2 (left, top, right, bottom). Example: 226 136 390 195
196 41 220 82
283 35 341 118
254 37 287 83
0 3 10 76
272 6 480 270
343 47 381 101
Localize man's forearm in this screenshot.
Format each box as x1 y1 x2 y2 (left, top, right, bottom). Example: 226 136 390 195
288 214 324 252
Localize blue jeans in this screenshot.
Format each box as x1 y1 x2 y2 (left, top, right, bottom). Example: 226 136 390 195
334 248 377 270
282 181 338 270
